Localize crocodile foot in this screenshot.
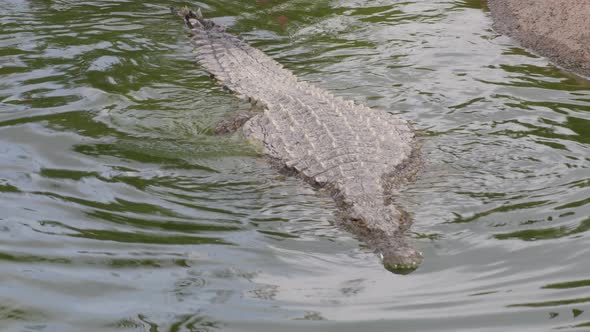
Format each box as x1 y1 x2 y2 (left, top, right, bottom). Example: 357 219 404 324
213 111 257 135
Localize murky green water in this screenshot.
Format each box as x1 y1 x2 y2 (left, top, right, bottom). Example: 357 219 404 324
1 0 589 331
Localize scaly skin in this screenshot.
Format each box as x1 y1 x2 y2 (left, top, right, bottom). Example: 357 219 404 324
173 7 423 273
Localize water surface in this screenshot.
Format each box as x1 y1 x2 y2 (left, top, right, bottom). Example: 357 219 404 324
1 0 589 331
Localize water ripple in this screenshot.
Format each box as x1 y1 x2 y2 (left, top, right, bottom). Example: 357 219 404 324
0 0 589 331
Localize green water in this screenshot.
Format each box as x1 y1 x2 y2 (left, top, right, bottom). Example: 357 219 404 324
1 0 589 331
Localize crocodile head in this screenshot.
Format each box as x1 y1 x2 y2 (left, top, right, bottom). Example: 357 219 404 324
347 204 423 274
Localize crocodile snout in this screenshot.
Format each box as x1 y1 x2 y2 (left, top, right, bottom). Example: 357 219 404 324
381 245 423 275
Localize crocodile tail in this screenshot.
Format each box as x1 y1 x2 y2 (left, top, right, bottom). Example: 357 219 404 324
174 6 297 99
171 6 207 29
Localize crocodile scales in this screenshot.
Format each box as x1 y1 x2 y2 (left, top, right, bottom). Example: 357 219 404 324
174 8 423 273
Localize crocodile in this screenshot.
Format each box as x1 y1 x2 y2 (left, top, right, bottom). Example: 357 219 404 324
173 7 423 273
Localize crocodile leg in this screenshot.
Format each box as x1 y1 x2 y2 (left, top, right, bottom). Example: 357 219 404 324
213 110 258 135
213 93 267 135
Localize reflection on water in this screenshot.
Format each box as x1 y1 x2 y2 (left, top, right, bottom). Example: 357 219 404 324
0 0 589 331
